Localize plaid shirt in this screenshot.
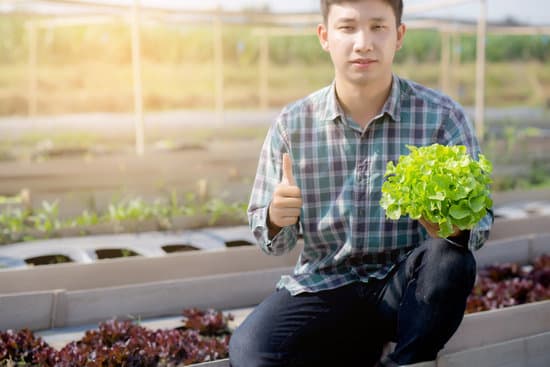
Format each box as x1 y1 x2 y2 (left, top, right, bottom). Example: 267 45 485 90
248 75 493 296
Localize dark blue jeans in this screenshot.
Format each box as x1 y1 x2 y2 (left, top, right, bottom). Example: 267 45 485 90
229 237 477 367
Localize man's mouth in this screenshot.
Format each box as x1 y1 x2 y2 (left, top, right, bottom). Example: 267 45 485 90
351 58 377 65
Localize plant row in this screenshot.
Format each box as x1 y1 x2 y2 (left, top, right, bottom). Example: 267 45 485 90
466 254 550 313
0 192 248 245
1 255 548 365
0 308 233 367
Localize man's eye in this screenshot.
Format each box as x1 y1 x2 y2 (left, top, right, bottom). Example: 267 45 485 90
373 25 385 31
339 26 354 31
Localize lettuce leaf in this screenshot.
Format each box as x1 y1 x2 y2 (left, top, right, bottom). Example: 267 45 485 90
380 144 493 238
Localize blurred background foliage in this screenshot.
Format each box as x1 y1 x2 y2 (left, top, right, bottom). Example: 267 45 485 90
0 15 549 238
1 17 549 65
1 16 549 116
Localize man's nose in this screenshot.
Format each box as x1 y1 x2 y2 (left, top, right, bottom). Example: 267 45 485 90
353 30 373 53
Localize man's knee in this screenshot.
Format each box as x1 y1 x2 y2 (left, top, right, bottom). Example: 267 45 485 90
421 240 476 301
228 315 286 367
229 328 283 367
229 323 264 367
228 326 244 366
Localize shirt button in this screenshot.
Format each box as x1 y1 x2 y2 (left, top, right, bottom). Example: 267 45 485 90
358 208 366 216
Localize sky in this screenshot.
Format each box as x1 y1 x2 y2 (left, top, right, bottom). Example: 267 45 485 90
2 0 549 25
239 0 548 23
131 0 550 25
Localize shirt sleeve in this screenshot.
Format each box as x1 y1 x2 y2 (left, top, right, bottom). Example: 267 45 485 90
436 104 494 251
248 114 299 256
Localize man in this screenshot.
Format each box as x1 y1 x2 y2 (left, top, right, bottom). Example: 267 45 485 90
229 1 493 366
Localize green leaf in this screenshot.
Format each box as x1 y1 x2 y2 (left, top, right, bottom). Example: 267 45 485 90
386 205 402 220
438 219 455 238
449 204 470 219
428 192 446 201
380 143 492 233
469 195 486 213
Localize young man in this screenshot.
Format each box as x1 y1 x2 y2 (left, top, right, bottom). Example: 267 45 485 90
229 0 493 366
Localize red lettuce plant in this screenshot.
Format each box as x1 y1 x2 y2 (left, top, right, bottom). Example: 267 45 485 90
466 254 550 313
181 308 233 336
0 328 58 366
0 308 233 366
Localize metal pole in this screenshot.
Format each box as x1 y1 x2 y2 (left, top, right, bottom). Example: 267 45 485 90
406 0 477 14
259 29 269 110
213 10 224 127
450 31 460 99
440 31 451 94
475 0 487 141
27 21 37 117
131 0 145 156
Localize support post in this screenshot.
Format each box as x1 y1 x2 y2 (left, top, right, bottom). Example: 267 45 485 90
475 0 487 141
450 31 460 99
259 29 269 110
27 21 37 117
440 31 451 94
131 0 145 156
213 10 224 127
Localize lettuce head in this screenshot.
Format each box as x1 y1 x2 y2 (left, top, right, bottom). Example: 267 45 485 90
380 144 493 238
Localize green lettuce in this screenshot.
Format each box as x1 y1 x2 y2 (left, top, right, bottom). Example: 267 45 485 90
380 144 493 238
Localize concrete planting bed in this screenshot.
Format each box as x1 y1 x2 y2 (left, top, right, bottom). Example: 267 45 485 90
0 225 257 269
0 228 548 366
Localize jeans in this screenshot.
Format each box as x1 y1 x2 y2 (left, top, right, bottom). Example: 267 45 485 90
229 237 477 367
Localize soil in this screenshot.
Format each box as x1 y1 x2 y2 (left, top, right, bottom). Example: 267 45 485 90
0 138 264 218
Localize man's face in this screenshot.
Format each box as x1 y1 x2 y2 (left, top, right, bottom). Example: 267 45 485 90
318 0 405 87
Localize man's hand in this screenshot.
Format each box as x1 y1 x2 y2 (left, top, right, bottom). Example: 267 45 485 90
419 217 460 238
268 153 302 237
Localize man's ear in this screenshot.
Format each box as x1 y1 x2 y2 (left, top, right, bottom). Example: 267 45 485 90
396 23 406 50
317 23 329 52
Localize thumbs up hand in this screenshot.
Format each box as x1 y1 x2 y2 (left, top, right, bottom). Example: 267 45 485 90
281 152 296 185
268 153 303 234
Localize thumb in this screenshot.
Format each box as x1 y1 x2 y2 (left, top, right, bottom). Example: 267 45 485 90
282 153 296 185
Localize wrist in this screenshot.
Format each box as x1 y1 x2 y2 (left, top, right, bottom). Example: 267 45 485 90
447 229 470 247
266 208 282 238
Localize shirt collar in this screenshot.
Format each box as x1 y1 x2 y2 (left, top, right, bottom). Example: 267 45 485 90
320 80 342 122
381 74 402 123
320 74 402 124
